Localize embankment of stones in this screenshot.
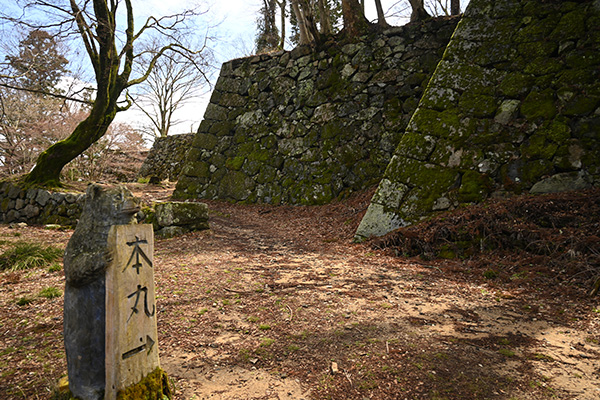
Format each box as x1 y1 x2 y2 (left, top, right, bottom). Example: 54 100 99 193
0 181 84 226
173 17 459 204
0 181 210 237
356 0 600 239
138 134 194 182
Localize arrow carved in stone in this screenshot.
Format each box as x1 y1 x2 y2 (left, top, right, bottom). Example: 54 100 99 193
122 335 155 360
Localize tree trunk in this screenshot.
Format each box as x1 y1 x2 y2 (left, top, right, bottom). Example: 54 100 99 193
374 0 389 27
451 0 461 15
290 0 312 45
298 0 320 43
24 101 117 186
342 0 370 38
318 0 332 35
277 0 287 48
408 0 431 22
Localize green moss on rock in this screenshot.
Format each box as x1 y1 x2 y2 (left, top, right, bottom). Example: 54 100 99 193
563 96 600 116
396 132 436 161
521 132 559 160
523 57 563 76
521 89 557 120
225 156 245 171
498 72 534 98
458 94 498 117
521 159 554 184
181 161 210 178
218 171 255 201
458 170 493 203
539 119 572 143
116 367 171 400
550 10 586 41
409 108 461 139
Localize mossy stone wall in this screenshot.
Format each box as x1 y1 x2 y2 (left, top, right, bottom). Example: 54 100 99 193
139 134 194 182
0 181 84 226
356 0 600 240
173 18 459 204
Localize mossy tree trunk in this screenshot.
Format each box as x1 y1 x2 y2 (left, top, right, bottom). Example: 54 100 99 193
22 0 192 187
24 102 118 186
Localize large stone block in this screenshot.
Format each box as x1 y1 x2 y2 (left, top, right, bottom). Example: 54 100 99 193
155 201 209 231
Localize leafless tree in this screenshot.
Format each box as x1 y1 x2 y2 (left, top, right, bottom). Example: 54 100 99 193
132 36 213 139
1 0 207 186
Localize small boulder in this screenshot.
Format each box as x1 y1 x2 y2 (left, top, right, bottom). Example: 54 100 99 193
530 171 592 194
155 201 209 232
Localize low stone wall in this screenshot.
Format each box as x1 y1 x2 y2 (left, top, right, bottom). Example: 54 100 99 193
0 181 84 226
174 17 460 204
0 182 210 237
138 134 194 182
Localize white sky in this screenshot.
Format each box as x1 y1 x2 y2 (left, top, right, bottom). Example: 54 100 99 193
116 0 470 136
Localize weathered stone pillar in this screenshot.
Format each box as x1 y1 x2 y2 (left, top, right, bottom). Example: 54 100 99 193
63 184 168 399
105 224 159 398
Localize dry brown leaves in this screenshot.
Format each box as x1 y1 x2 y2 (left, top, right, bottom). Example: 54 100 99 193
1 186 599 399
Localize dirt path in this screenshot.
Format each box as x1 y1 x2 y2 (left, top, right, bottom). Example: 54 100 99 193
0 185 599 399
152 193 600 400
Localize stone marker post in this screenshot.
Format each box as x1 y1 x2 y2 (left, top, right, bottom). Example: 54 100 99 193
63 184 169 400
105 224 159 399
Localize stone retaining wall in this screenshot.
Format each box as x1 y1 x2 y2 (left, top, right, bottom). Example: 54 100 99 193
0 182 84 226
174 17 459 204
138 134 194 182
356 0 600 239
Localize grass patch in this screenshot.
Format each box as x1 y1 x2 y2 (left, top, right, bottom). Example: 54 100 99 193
0 242 63 272
39 287 62 299
48 263 62 273
531 353 554 362
16 296 34 306
498 348 515 357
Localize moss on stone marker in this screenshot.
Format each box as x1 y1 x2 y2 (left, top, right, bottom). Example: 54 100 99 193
116 367 172 400
54 368 171 400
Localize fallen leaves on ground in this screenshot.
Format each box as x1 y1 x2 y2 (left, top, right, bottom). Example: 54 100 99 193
0 185 599 399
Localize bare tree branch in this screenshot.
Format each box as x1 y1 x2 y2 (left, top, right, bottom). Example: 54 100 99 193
0 82 93 104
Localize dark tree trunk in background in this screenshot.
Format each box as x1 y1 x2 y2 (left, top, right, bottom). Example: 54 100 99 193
277 0 287 48
342 0 370 38
290 0 313 45
374 0 389 27
451 0 461 15
408 0 431 22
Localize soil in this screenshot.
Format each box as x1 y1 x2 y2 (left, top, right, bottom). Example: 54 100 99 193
0 183 599 399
